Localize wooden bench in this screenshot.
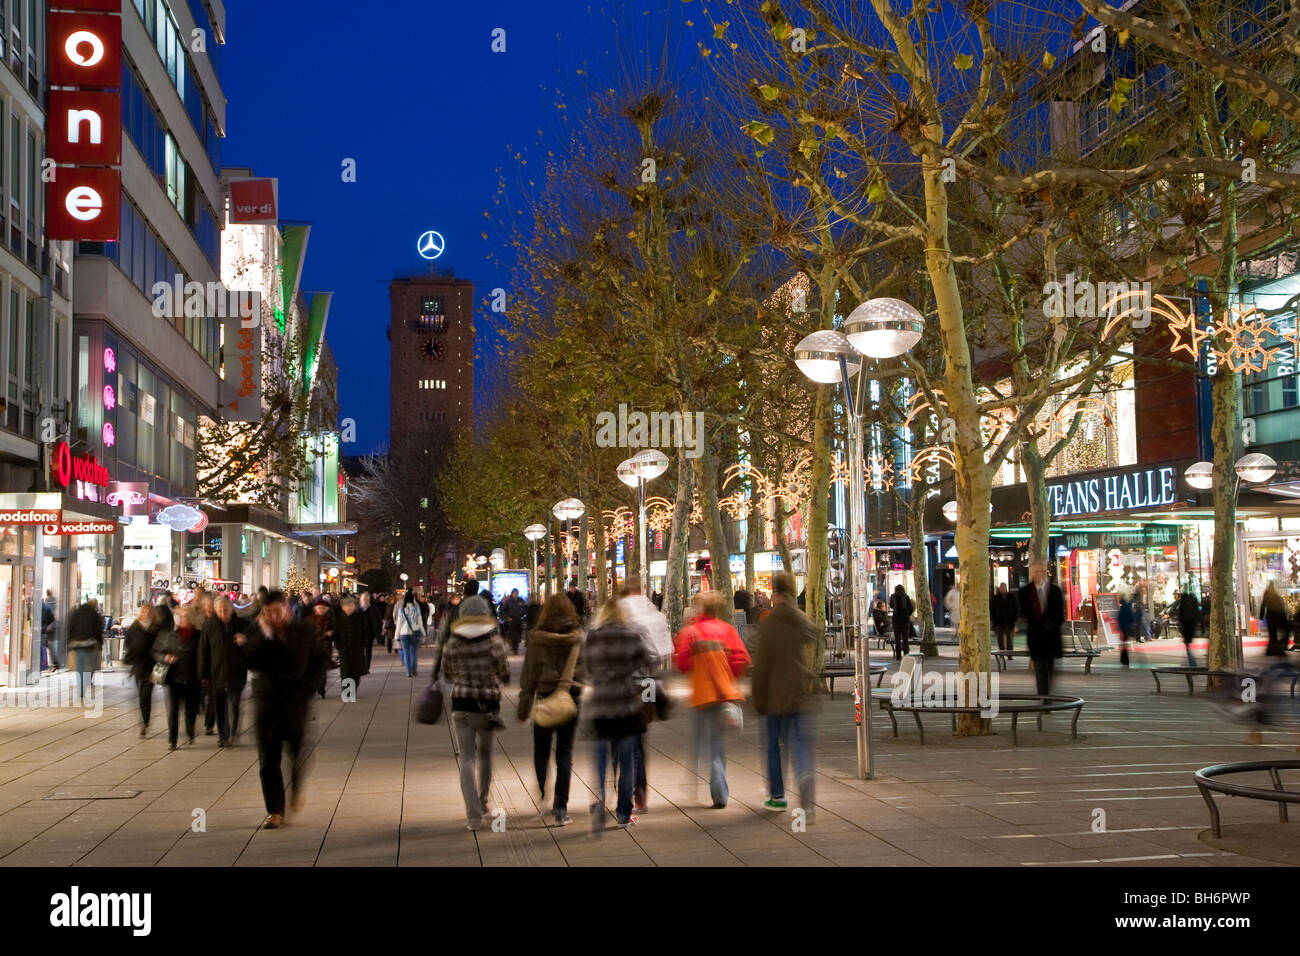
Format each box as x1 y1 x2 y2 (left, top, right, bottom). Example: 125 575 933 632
870 689 1085 745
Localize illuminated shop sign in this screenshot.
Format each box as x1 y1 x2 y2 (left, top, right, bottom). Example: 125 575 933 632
1047 466 1178 518
45 6 122 241
0 509 61 524
44 519 117 536
52 441 110 489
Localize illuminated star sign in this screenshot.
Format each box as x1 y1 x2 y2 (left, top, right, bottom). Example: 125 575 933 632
417 230 445 260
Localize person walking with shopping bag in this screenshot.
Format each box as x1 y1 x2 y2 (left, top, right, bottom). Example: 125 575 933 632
673 591 751 809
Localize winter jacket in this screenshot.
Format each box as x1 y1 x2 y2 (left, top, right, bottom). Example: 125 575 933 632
1018 581 1065 660
674 616 751 708
67 603 104 650
990 591 1020 628
393 600 428 641
332 608 370 682
517 625 585 721
153 627 200 685
440 613 510 710
245 619 328 726
198 615 249 692
750 600 816 716
618 594 673 661
583 622 655 721
124 621 158 682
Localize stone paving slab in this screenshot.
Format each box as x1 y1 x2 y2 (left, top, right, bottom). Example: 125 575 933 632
0 640 1296 866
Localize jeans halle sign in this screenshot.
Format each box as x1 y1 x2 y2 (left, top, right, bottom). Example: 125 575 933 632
1047 466 1178 519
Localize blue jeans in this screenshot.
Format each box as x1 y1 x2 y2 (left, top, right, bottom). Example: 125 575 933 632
691 705 729 807
593 732 638 825
400 637 420 676
765 712 814 807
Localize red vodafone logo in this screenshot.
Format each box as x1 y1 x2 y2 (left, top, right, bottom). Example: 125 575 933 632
51 441 110 489
43 520 117 536
0 509 61 525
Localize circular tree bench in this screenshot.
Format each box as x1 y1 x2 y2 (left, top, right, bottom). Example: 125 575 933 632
1150 666 1238 695
1193 760 1300 838
820 662 887 699
869 690 1084 745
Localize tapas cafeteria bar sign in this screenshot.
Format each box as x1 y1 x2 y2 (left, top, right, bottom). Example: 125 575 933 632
1048 465 1178 518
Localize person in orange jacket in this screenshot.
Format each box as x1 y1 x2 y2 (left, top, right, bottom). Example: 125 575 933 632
674 590 751 808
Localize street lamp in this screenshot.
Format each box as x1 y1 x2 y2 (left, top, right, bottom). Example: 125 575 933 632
620 449 669 597
523 523 546 598
792 298 925 781
552 497 586 588
942 500 959 523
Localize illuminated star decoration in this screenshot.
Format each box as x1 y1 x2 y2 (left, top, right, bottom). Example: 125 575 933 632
1214 304 1281 374
1102 290 1209 358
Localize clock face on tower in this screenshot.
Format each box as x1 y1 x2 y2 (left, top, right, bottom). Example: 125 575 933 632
421 338 446 361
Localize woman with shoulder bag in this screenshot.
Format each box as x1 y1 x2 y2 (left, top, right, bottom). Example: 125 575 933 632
153 605 201 750
124 603 162 735
517 594 585 827
393 590 427 677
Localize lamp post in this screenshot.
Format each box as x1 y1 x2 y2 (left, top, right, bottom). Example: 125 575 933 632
619 449 669 597
552 497 586 589
1185 453 1277 666
523 523 546 598
793 297 924 781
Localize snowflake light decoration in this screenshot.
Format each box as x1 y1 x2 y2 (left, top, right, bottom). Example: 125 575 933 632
1214 304 1281 374
867 453 896 492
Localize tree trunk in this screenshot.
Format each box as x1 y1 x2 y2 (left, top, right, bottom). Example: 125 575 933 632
1207 364 1240 673
909 487 937 657
806 383 833 642
663 445 694 634
773 502 794 590
593 494 608 608
1022 441 1052 568
694 423 734 615
744 501 758 596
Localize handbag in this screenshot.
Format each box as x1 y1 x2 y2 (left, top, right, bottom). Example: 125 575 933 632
642 678 672 724
416 677 445 724
150 662 170 685
532 642 580 728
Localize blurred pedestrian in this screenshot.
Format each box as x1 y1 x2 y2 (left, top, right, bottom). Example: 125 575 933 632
585 599 655 831
439 595 510 830
124 603 161 735
566 579 588 622
332 596 369 700
889 585 914 660
991 582 1019 652
358 591 377 673
619 579 672 812
944 583 961 632
500 587 526 655
751 571 817 819
1177 590 1201 666
245 590 328 829
1260 582 1289 657
66 597 104 704
154 605 201 749
674 591 751 809
517 594 584 826
199 596 249 746
308 599 335 697
1019 561 1064 696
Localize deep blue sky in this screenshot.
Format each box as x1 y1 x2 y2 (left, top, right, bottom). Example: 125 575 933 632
220 3 1080 456
222 1 637 453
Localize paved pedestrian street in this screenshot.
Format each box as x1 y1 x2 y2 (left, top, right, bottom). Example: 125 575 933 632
0 639 1295 868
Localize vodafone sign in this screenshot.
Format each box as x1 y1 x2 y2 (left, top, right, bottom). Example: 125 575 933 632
44 519 117 536
52 441 110 490
46 8 121 242
0 509 61 525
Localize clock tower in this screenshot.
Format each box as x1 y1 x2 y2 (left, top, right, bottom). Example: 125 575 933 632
388 270 474 448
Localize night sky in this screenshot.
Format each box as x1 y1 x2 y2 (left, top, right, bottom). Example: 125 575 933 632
221 0 700 454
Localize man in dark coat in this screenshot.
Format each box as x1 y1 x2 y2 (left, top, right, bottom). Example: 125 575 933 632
566 580 587 621
750 572 818 818
199 596 249 746
245 590 328 829
1018 561 1064 696
332 596 369 699
500 588 526 654
990 583 1020 652
66 598 104 703
1176 590 1201 665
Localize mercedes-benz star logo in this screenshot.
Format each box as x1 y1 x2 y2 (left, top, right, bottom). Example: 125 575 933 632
417 230 445 260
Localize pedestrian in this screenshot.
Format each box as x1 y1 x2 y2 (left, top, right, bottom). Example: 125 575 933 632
673 590 751 809
991 582 1019 652
1132 582 1149 642
870 598 890 640
438 595 510 830
245 590 329 829
618 579 672 812
1260 581 1289 656
500 587 526 654
1018 561 1065 696
1117 593 1135 667
154 604 201 750
123 603 161 735
517 594 585 826
566 579 588 622
66 597 104 704
393 589 427 677
1177 589 1201 666
308 599 335 697
751 571 817 819
585 598 656 831
944 583 961 632
889 585 914 660
41 591 57 671
332 596 369 700
734 585 753 624
199 596 249 746
359 591 378 673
